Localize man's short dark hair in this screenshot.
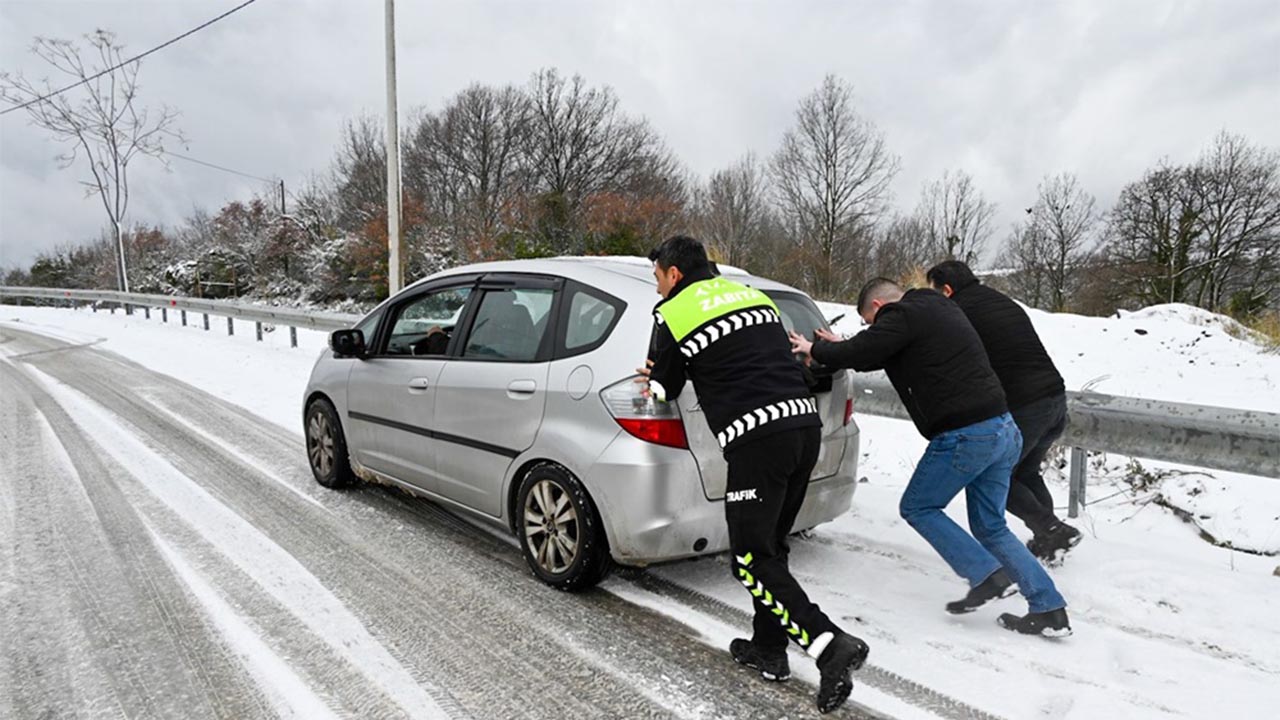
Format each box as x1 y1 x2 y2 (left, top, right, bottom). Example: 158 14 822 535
856 277 903 316
648 235 710 276
925 260 979 293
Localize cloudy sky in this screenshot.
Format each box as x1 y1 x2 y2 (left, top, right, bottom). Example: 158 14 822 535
1 0 1277 270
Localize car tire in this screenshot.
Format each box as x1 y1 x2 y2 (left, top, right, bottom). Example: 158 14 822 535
516 464 611 591
305 398 356 489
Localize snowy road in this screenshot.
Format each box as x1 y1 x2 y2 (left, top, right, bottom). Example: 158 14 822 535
0 325 894 720
4 304 1278 720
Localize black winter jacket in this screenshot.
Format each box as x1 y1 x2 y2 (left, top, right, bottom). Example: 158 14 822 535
811 288 1007 439
947 281 1065 410
648 269 820 452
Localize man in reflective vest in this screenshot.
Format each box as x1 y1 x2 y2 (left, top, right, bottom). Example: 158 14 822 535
638 235 869 714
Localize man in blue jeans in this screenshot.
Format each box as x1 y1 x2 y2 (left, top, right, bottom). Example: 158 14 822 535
791 278 1071 637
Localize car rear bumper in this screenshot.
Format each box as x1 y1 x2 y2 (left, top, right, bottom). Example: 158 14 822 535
586 425 860 566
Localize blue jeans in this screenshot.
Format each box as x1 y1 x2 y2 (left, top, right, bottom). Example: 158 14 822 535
900 413 1067 614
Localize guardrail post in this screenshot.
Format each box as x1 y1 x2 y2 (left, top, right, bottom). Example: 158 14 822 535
110 304 116 314
125 304 133 316
255 321 263 342
227 317 234 336
92 303 98 313
290 326 297 348
203 313 209 331
1068 447 1087 518
181 309 187 326
161 307 167 323
144 307 151 320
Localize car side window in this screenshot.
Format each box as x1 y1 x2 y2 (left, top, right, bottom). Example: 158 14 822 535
565 288 619 350
462 288 554 361
381 287 472 357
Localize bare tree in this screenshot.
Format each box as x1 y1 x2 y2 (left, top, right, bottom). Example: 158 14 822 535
406 83 532 261
331 115 387 233
867 213 931 285
526 69 661 202
1190 132 1280 312
914 169 996 265
1105 163 1204 306
1003 173 1096 311
998 222 1050 309
771 75 898 299
1 31 182 291
696 153 772 269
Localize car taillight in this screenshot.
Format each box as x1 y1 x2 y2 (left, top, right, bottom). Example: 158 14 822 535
844 398 854 426
601 379 689 449
615 417 689 448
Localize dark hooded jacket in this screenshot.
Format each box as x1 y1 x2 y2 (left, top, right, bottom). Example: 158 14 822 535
811 288 1007 439
944 278 1065 410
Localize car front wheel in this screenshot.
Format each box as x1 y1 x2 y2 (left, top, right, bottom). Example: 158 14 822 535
517 464 611 591
305 398 355 489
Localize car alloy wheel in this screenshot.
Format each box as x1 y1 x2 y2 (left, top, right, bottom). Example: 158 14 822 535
308 412 335 478
524 478 580 575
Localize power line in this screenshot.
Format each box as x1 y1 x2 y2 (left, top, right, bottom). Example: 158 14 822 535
0 0 261 117
167 150 274 183
167 150 288 215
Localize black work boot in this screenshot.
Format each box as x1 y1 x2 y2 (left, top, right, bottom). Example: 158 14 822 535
998 608 1072 638
729 638 790 682
1040 522 1083 565
1026 534 1048 559
815 633 870 714
946 569 1017 614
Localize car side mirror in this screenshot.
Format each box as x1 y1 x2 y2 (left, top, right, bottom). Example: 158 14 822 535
331 329 367 358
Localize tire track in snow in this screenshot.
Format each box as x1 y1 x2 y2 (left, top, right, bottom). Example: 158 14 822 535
0 359 269 720
148 531 341 720
25 364 458 720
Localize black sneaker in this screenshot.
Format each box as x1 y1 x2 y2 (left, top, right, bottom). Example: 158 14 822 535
945 569 1017 614
998 608 1072 638
815 633 870 714
729 638 790 682
1041 523 1083 565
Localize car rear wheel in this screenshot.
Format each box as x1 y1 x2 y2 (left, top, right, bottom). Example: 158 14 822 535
517 464 611 591
306 398 355 489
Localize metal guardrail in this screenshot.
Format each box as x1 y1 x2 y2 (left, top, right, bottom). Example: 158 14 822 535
0 286 360 347
3 286 1276 516
849 374 1280 516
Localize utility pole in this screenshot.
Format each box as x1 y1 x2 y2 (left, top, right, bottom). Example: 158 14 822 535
279 179 286 215
384 0 404 296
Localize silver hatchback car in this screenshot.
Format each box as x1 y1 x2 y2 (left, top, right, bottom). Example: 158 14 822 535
303 257 860 590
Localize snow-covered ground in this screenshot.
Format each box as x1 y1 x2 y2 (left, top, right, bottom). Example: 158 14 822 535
3 300 1278 719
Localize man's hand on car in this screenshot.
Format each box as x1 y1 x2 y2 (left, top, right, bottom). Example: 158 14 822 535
789 331 814 358
634 359 654 396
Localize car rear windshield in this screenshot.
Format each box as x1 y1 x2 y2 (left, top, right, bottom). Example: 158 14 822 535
764 290 829 339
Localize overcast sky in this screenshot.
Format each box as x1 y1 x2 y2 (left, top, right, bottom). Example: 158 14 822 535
1 0 1277 270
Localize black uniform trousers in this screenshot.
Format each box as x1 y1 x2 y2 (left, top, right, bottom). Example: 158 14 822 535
1007 393 1068 536
724 425 839 653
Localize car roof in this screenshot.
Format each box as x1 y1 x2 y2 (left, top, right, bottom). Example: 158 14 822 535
411 256 808 298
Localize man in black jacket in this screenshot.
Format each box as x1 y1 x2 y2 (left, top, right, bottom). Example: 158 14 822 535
926 261 1082 562
639 236 868 713
790 279 1071 637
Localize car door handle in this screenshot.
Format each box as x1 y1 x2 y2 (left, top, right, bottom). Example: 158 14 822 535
408 377 430 390
507 380 537 396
